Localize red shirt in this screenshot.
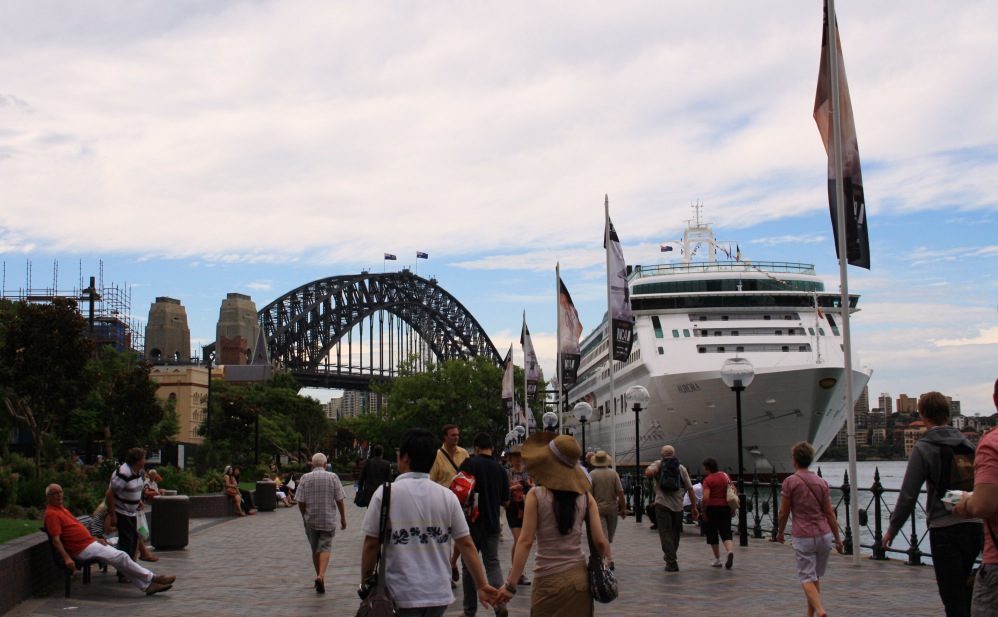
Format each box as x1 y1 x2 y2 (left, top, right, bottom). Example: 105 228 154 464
702 471 730 507
976 428 998 564
44 505 96 558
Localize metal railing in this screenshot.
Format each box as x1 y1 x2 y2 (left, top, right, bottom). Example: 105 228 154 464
621 466 948 566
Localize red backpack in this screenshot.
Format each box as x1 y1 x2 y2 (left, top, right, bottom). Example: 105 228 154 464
449 471 479 523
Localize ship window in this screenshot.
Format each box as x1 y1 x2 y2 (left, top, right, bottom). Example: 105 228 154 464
717 347 725 353
700 316 707 321
808 328 815 335
714 331 721 336
775 330 782 336
782 346 790 352
731 331 739 336
818 328 826 336
683 329 690 337
721 316 729 321
736 346 744 352
785 315 793 320
672 329 679 338
799 346 808 352
652 316 664 338
658 346 664 355
764 315 771 320
698 348 706 353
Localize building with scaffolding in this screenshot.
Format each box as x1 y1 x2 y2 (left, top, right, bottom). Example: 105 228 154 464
0 260 143 354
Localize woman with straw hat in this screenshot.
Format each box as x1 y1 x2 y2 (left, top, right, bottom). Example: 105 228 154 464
496 433 610 616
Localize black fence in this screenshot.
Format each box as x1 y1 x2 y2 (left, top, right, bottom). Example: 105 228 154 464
622 466 949 566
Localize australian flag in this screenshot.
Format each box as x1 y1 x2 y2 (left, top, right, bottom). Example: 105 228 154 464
384 253 397 260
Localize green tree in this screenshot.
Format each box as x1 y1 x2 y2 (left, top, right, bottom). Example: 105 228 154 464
0 299 92 474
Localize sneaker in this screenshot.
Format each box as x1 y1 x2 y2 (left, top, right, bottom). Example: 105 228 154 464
151 574 176 585
145 582 172 595
518 574 531 586
495 608 509 617
725 552 734 569
664 564 679 572
710 559 723 568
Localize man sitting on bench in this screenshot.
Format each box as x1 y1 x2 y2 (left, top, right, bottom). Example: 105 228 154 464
43 484 176 596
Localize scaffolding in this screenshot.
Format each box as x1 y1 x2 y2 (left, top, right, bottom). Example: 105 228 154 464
1 259 144 355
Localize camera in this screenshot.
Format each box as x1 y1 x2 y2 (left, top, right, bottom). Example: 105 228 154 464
357 571 379 599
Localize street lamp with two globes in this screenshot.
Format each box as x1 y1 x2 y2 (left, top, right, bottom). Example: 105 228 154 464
720 357 755 547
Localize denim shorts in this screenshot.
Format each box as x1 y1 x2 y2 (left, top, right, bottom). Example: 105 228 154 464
792 532 833 583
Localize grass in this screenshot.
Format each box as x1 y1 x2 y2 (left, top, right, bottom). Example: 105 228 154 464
0 518 44 544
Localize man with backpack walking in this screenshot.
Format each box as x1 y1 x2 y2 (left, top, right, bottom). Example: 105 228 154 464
645 445 699 572
883 391 983 617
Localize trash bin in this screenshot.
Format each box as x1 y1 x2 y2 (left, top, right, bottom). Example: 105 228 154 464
255 481 277 512
149 495 189 550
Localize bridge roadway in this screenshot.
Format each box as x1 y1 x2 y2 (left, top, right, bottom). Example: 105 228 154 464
9 489 946 617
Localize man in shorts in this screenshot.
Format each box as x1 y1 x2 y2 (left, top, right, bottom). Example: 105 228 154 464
296 452 346 593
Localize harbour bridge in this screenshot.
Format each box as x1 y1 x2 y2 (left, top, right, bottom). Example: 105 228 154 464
221 270 502 390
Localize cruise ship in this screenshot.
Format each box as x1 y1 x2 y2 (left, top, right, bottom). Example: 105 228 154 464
566 208 872 477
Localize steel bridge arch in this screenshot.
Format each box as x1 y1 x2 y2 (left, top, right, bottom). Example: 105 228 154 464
259 271 502 389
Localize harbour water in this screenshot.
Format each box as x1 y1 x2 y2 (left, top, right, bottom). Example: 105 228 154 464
813 459 909 490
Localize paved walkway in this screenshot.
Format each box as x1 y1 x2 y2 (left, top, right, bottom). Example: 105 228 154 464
8 489 947 617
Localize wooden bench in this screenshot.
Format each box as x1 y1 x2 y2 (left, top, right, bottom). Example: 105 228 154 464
40 515 108 598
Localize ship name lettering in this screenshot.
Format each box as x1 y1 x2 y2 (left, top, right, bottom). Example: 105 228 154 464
676 382 701 394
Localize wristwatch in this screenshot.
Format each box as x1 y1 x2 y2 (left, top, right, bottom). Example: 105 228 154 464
504 581 517 595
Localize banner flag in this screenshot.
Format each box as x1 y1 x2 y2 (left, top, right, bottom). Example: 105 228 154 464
520 319 541 404
557 278 583 387
814 0 871 270
605 217 635 362
416 251 429 259
384 253 397 260
501 345 514 419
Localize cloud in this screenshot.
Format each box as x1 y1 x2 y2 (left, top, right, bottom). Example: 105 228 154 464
934 327 998 348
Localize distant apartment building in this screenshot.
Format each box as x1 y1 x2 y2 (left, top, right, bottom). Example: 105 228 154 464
871 428 887 447
878 393 894 416
949 398 961 418
854 386 870 430
896 394 918 415
869 408 886 431
324 397 343 421
903 421 928 457
339 390 385 418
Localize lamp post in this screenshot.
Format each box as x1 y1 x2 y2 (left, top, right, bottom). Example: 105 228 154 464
720 357 755 547
205 351 215 441
626 385 650 523
573 402 593 456
542 411 559 432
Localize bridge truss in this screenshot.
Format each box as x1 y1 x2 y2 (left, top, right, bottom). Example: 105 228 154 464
258 271 502 390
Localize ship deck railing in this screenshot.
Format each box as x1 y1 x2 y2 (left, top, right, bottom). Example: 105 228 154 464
631 261 816 278
621 466 960 566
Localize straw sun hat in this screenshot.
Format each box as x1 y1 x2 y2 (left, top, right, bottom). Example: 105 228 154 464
521 432 591 494
591 450 612 468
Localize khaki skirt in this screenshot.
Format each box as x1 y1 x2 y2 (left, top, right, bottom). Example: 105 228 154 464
530 563 592 617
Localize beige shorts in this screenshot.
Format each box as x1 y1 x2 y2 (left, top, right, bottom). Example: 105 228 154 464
304 525 334 553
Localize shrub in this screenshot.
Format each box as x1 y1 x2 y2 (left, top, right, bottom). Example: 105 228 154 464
17 478 47 510
0 466 18 509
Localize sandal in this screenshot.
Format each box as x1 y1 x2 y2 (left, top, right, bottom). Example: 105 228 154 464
139 554 159 562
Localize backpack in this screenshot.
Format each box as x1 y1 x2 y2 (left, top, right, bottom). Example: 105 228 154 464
658 457 682 492
937 443 975 495
449 471 479 523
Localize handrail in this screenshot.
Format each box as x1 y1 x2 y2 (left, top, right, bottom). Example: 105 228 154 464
620 466 971 566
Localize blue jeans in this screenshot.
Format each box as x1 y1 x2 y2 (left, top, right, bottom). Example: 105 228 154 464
397 607 447 617
929 522 983 617
461 525 502 616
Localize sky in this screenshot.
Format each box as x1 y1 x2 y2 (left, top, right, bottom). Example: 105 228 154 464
1 1 996 414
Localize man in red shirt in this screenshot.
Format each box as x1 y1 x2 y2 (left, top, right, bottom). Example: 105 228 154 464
43 484 176 596
955 378 998 616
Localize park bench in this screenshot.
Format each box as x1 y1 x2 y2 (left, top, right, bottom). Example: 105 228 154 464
40 515 108 598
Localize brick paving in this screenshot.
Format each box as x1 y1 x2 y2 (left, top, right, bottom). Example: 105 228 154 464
6 488 947 617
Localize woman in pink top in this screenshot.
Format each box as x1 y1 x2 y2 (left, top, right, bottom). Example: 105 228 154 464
496 433 609 617
776 442 844 617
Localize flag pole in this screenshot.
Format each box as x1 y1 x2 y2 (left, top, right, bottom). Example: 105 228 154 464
826 0 861 567
522 310 529 439
556 262 563 435
604 195 618 470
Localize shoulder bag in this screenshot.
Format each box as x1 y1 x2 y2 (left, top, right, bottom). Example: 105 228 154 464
356 482 398 617
724 473 740 514
584 499 618 603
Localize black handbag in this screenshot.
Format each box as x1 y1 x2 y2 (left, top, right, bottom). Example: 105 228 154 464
585 511 618 603
356 482 397 617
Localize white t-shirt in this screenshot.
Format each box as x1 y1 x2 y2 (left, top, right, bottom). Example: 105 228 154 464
362 472 470 609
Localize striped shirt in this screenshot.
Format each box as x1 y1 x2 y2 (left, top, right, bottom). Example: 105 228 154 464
108 463 144 517
295 469 345 531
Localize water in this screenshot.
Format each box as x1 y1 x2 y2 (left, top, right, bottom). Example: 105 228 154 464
813 460 910 490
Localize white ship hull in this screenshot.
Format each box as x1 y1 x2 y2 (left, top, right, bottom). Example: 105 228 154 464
564 210 872 477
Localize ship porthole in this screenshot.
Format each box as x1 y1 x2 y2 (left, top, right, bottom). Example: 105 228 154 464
818 377 837 389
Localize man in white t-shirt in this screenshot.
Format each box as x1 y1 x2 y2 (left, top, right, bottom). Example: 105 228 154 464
361 428 500 617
